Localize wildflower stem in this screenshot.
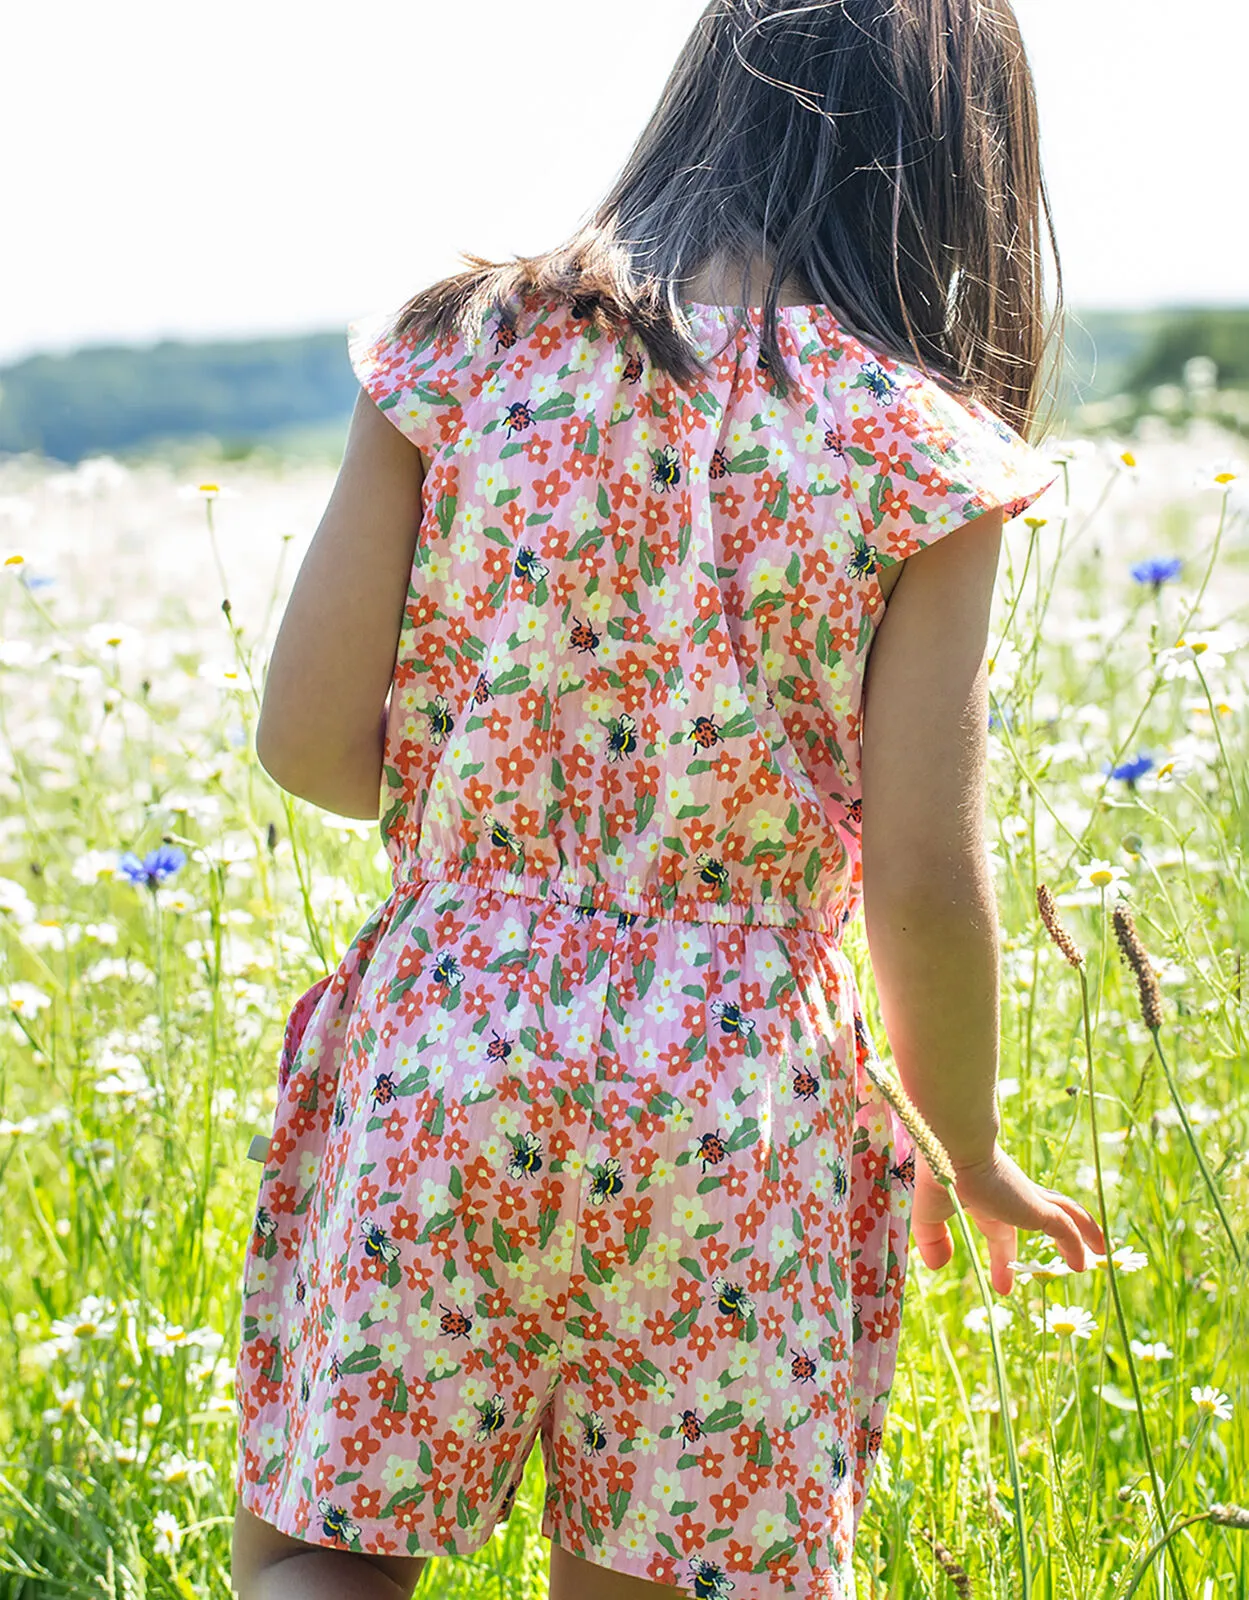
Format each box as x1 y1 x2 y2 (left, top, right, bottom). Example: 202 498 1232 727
1191 660 1243 820
1148 1027 1242 1266
1118 1512 1214 1600
1077 963 1189 1600
949 1191 1031 1600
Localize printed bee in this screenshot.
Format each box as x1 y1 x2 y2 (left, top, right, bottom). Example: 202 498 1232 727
790 1350 817 1385
571 903 597 926
689 714 723 750
475 1393 507 1439
588 1158 625 1204
369 1071 398 1110
676 1408 704 1444
791 1065 820 1101
486 815 523 856
847 535 880 582
360 1217 401 1266
431 952 464 987
253 1206 277 1241
757 349 772 376
294 1273 307 1306
514 546 550 587
828 1438 850 1484
709 447 730 481
828 1156 850 1205
569 616 600 654
697 855 729 890
623 352 645 385
493 320 518 352
580 1411 610 1454
890 1150 916 1187
709 999 757 1039
695 1130 728 1172
710 1276 753 1321
687 1555 735 1600
607 713 638 762
332 1089 349 1129
472 673 493 705
439 1304 473 1339
860 360 898 403
507 1130 544 1179
317 1497 361 1547
503 400 534 437
299 1368 311 1403
616 909 638 929
486 1029 513 1061
426 694 454 744
864 1421 884 1458
328 1354 342 1384
651 445 682 492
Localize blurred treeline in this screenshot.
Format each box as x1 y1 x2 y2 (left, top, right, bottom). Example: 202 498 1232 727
0 305 1246 468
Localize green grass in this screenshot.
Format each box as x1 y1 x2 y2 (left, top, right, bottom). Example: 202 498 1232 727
0 436 1244 1598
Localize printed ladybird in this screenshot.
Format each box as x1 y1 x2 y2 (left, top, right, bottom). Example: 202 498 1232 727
709 447 729 480
791 1066 820 1101
676 1408 704 1443
696 1130 727 1171
439 1304 473 1339
569 617 600 653
689 714 723 749
486 1029 513 1061
493 320 518 352
623 352 644 384
790 1351 817 1384
503 401 534 437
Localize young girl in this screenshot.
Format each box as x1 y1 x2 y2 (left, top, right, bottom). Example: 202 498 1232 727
232 2 1105 1595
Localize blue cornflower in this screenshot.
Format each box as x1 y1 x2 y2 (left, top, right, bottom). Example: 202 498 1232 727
987 707 1014 733
1130 557 1183 591
117 844 186 888
1105 754 1154 787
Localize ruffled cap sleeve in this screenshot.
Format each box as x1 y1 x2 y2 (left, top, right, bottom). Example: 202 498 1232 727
836 355 1062 564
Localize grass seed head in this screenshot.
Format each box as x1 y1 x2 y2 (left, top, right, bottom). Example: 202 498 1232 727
1209 1504 1249 1530
1111 902 1164 1030
1037 883 1085 968
863 1059 957 1186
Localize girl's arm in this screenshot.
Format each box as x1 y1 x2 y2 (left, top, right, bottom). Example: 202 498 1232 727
860 508 1105 1291
860 507 1006 1170
255 389 427 820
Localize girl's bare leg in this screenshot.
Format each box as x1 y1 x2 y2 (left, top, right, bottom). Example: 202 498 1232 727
231 1504 428 1600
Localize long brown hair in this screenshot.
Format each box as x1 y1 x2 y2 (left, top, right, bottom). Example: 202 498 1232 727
387 0 1064 440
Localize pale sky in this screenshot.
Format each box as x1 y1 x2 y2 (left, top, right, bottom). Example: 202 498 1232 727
2 0 1244 365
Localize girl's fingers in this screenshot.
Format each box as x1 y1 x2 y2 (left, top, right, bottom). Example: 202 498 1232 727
972 1212 1017 1296
1044 1190 1107 1256
1040 1202 1088 1272
911 1216 954 1271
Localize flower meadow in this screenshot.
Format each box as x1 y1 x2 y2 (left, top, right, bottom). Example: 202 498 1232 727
0 419 1245 1600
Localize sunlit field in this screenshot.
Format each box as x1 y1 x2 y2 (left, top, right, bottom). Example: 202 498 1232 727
0 415 1245 1599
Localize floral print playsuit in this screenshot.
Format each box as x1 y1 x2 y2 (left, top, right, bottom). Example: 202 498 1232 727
234 292 1059 1597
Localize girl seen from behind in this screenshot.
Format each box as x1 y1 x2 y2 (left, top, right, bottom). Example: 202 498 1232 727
232 2 1105 1596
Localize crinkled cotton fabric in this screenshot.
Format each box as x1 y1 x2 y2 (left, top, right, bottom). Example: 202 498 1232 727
234 294 1059 1597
